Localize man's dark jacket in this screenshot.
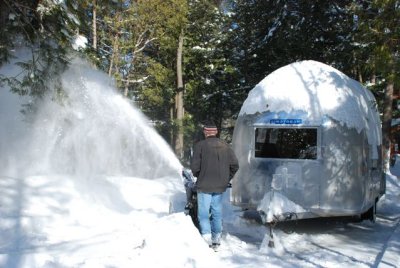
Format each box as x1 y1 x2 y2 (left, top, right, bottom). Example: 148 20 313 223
190 136 239 193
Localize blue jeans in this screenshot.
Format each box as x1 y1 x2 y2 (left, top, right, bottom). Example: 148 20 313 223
197 192 223 240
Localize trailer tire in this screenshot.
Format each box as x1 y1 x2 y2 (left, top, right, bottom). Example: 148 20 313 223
361 200 377 222
390 156 396 167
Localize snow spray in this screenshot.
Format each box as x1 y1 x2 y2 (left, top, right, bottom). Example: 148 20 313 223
0 53 182 179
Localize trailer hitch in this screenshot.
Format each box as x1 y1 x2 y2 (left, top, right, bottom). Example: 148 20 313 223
259 211 277 248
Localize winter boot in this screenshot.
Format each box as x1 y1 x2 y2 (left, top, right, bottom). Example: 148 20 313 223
210 233 221 251
212 233 221 244
210 243 221 251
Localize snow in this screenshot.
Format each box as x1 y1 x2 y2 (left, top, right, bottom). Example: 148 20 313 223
1 51 400 268
0 166 399 268
258 191 307 223
72 35 88 50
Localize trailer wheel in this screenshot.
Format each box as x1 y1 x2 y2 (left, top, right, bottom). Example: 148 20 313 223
390 155 396 167
361 200 377 222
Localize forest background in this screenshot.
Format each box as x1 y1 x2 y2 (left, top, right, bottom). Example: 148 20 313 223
0 0 399 167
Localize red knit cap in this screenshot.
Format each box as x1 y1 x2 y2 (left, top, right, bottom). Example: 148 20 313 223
203 121 218 136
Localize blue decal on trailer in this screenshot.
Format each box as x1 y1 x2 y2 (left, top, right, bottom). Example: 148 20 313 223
270 119 302 124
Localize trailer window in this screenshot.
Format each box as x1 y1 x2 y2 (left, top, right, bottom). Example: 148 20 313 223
255 128 317 159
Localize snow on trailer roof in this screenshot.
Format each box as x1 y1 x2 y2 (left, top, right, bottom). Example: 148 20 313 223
239 60 382 146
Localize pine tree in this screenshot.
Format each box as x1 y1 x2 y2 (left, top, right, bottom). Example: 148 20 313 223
225 0 355 88
352 0 400 170
183 0 233 137
0 0 79 102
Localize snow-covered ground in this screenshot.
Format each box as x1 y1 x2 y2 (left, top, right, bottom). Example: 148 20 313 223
0 160 399 268
1 50 399 268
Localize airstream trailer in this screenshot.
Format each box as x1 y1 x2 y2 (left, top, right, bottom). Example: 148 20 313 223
231 60 385 223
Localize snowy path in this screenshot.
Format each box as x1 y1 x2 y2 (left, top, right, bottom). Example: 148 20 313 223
377 215 400 267
214 170 400 268
0 173 399 268
217 211 400 268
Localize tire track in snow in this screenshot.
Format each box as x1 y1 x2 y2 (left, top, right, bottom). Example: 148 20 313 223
372 215 400 267
279 214 400 267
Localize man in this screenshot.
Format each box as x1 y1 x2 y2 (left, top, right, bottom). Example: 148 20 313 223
190 121 239 250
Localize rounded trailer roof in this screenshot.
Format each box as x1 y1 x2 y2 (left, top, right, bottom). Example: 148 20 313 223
239 60 381 145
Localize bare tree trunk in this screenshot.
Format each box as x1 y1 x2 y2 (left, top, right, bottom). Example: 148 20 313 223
108 34 119 76
371 73 376 85
370 64 376 85
92 0 97 50
358 66 363 83
382 80 394 171
170 106 174 146
124 80 129 97
174 30 184 159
